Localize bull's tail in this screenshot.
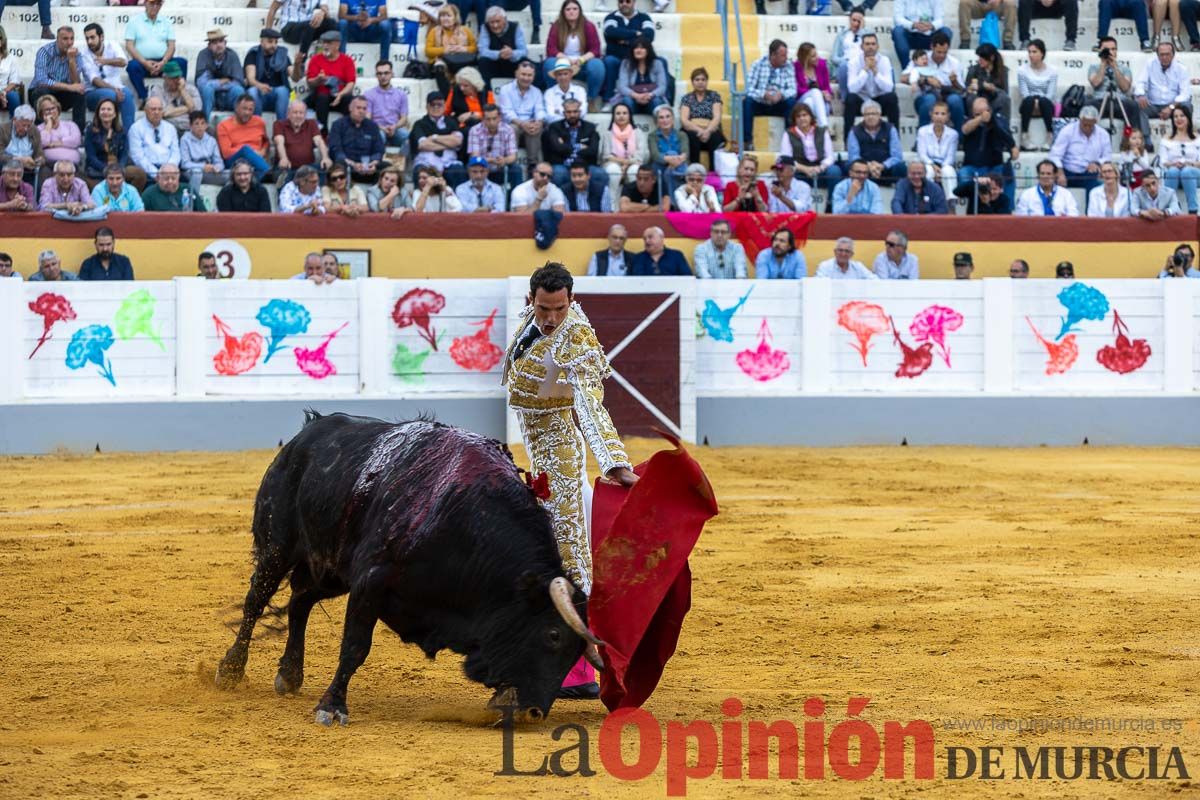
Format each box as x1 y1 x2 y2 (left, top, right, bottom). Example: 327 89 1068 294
302 408 323 427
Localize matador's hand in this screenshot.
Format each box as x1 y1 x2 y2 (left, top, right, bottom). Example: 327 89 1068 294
605 466 639 486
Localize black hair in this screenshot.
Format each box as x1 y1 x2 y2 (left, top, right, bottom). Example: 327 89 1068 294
931 30 951 48
188 110 207 123
0 252 10 263
1036 158 1057 174
94 226 115 240
198 250 216 263
1027 38 1046 58
83 22 103 37
772 228 796 252
530 263 574 297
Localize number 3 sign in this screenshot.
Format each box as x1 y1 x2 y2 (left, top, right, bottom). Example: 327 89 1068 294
202 239 252 279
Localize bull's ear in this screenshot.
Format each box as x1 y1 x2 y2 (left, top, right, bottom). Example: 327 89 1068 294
515 570 544 604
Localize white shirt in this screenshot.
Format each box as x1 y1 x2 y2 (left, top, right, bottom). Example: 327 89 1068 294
1159 137 1200 166
926 53 962 87
542 83 588 123
80 41 125 89
672 183 720 213
409 187 463 212
916 124 959 166
510 179 566 211
1048 121 1112 173
767 177 813 213
871 251 920 279
128 118 180 176
815 258 878 279
0 54 21 89
1086 184 1134 217
847 52 895 98
1134 58 1190 106
1015 185 1080 217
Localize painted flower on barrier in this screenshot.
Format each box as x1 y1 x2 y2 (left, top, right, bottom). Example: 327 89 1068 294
114 289 165 350
65 324 116 386
295 322 349 380
212 315 264 376
1056 282 1109 341
256 299 312 362
1026 316 1078 375
700 286 752 342
392 288 447 351
735 318 789 381
891 318 934 379
28 292 77 359
393 343 432 385
449 309 503 372
909 305 963 368
1096 310 1151 374
837 301 890 366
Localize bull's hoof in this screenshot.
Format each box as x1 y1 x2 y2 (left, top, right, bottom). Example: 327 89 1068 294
314 708 349 727
274 667 303 695
214 660 244 690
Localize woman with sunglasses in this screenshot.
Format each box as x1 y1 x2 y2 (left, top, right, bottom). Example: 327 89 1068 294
673 162 720 213
322 164 368 216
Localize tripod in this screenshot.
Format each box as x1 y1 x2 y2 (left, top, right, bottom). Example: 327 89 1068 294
1096 73 1132 137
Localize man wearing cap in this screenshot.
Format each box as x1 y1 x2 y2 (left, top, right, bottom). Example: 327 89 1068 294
952 252 974 279
767 155 813 213
496 60 544 168
81 23 136 130
128 96 181 180
543 57 588 124
1015 158 1080 216
478 6 527 86
123 0 188 101
305 29 357 130
455 155 506 211
329 95 386 183
245 29 297 122
409 91 466 187
363 60 410 151
1055 261 1075 279
149 61 202 134
1047 105 1110 192
816 237 877 279
195 28 247 118
466 102 520 189
30 26 87 128
266 0 340 58
337 0 391 63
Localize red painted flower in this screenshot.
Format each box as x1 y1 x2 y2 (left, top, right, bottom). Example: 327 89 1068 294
28 292 77 359
837 301 890 366
449 309 503 372
1096 309 1151 374
891 319 934 378
1026 316 1078 375
392 288 447 351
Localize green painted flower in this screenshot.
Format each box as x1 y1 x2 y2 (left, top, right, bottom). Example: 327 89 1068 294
114 289 165 350
392 344 431 385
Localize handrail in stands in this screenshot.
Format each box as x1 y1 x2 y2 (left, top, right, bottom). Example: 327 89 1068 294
717 0 749 155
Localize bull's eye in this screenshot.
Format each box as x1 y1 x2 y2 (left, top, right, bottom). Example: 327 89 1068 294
546 628 562 647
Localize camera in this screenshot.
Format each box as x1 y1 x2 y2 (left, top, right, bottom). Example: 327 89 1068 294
1099 47 1112 61
1172 253 1186 268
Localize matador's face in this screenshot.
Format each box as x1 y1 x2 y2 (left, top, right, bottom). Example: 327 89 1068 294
529 288 571 335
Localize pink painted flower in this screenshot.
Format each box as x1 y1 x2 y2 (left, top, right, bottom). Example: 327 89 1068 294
736 319 790 381
295 322 349 380
909 304 964 367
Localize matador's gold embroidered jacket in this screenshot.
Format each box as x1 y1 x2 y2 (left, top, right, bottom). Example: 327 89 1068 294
502 301 631 593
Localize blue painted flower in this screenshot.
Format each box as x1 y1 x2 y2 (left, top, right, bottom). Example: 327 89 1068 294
65 324 116 386
701 286 753 343
256 299 312 362
1056 283 1109 341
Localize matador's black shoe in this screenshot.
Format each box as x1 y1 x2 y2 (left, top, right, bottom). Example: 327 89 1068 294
558 683 601 700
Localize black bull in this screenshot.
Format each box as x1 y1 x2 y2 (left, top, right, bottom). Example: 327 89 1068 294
216 411 604 725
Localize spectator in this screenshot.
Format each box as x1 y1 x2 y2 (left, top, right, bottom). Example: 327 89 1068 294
649 105 688 198
322 162 368 216
497 60 544 166
543 98 605 188
84 98 142 189
723 153 769 212
952 251 974 279
1055 261 1075 279
832 159 884 214
28 250 79 281
39 160 94 213
954 171 1012 213
278 164 326 214
1009 258 1029 278
197 251 219 279
544 57 588 124
892 0 953 69
845 33 901 137
0 251 21 279
79 226 134 280
1015 158 1080 215
1132 169 1181 218
0 105 43 180
123 0 188 102
1098 0 1152 51
455 155 505 212
959 96 1018 201
1181 0 1200 50
602 0 656 103
693 219 748 279
425 5 477 82
1117 128 1154 187
411 165 463 212
447 67 494 153
959 0 1016 49
1017 39 1056 150
195 28 246 118
563 161 612 212
631 226 692 276
477 7 527 87
329 95 385 183
306 30 356 131
149 61 200 134
80 23 135 129
619 163 668 212
816 236 877 278
917 100 959 195
273 100 332 180
847 100 906 184
831 8 867 101
216 158 272 212
337 0 390 63
364 60 409 151
36 95 81 184
1048 105 1110 191
793 43 833 129
893 161 948 213
587 224 630 276
322 252 341 281
678 67 726 168
913 32 965 129
181 110 226 195
1159 105 1200 213
873 230 920 278
511 160 567 211
545 0 604 108
216 95 271 183
1086 161 1134 216
91 162 144 211
366 164 410 216
673 162 719 212
600 102 645 199
755 228 806 279
0 26 21 119
266 0 339 58
141 162 204 210
767 155 813 213
292 252 335 282
244 28 295 122
965 44 1010 120
1019 0 1077 49
780 102 840 192
743 40 797 150
468 102 521 189
0 159 34 211
30 26 86 129
409 91 465 187
1157 243 1199 277
615 37 668 115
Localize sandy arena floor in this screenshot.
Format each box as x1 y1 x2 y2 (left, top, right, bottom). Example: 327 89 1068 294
0 441 1198 799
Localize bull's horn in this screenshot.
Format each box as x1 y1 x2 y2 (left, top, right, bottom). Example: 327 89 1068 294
584 643 605 671
549 577 605 647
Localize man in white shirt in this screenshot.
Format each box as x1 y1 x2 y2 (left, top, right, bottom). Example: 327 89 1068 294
128 96 180 179
815 237 878 279
1134 41 1191 122
81 23 136 129
511 161 567 212
1048 104 1111 191
543 57 588 124
913 32 966 130
1015 158 1080 216
831 8 866 100
844 33 900 139
767 155 813 213
587 224 629 276
872 230 920 279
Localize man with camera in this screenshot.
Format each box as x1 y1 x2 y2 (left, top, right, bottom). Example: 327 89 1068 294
953 171 1013 213
959 96 1019 203
1158 243 1200 277
1088 38 1144 136
1134 41 1192 124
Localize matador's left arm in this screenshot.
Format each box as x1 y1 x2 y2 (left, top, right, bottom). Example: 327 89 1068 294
556 325 632 476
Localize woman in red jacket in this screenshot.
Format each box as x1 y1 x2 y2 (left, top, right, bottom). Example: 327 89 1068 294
543 0 605 111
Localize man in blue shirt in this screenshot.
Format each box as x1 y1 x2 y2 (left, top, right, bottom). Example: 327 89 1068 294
832 159 884 214
755 228 806 278
631 226 692 276
30 26 87 127
78 227 135 280
455 156 506 211
329 96 386 183
338 0 390 63
891 161 948 214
